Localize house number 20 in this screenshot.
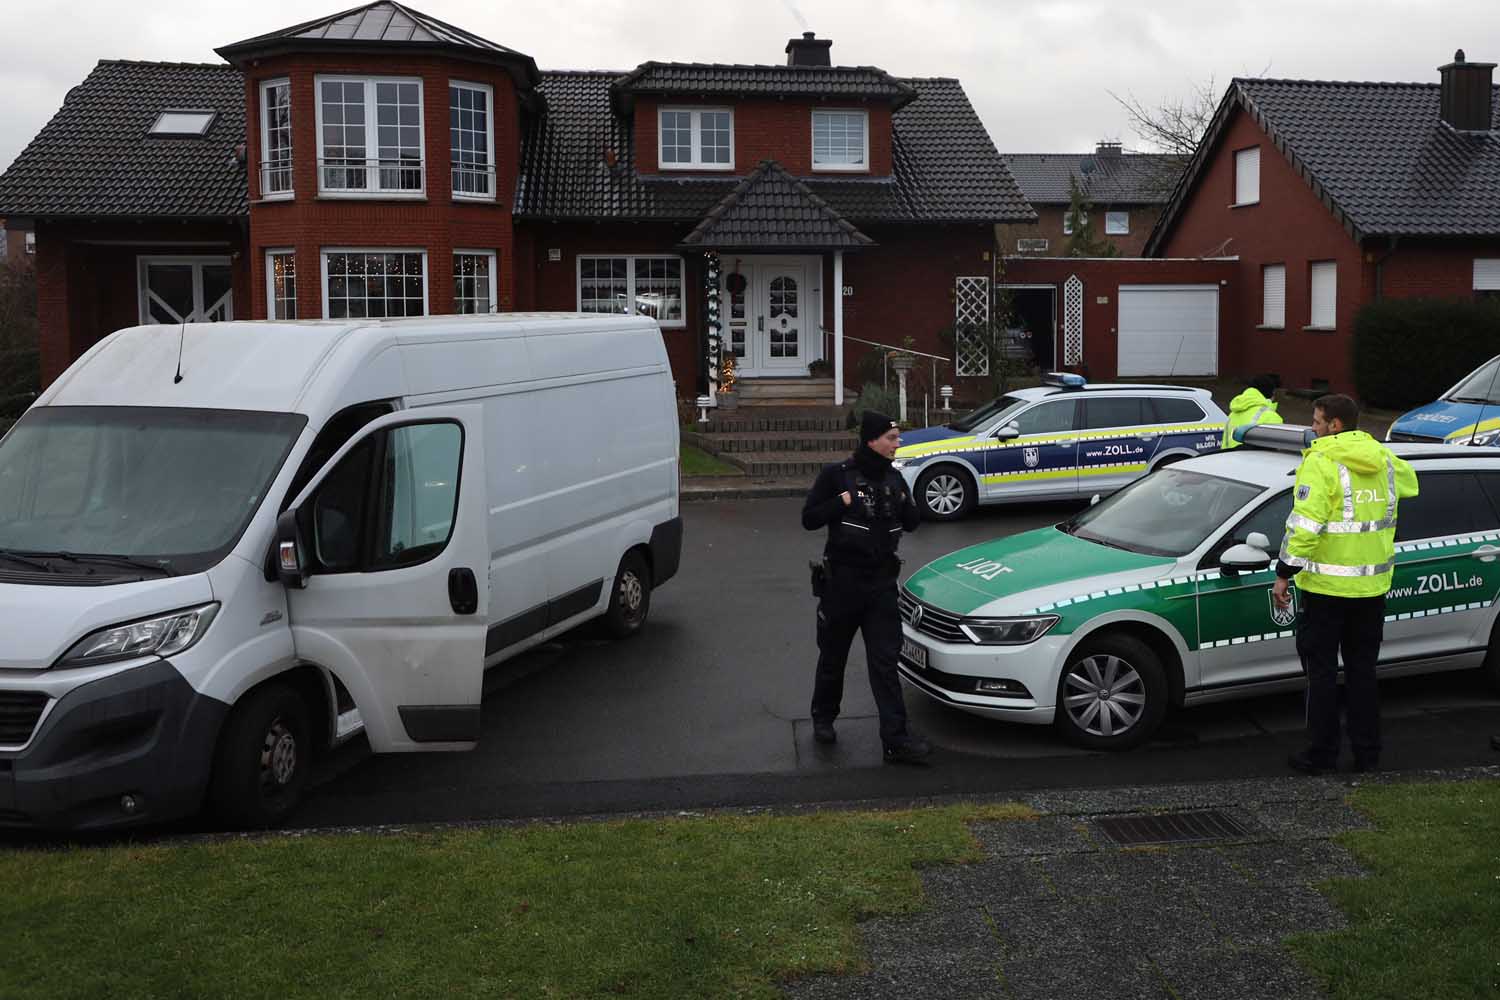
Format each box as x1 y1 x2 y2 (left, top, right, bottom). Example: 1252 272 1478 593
842 285 854 296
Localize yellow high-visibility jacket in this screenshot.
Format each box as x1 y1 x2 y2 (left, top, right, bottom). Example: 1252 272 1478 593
1279 431 1419 598
1222 388 1283 448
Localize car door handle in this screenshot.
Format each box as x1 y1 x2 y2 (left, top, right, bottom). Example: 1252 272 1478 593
1473 545 1500 563
448 567 479 615
1138 432 1158 440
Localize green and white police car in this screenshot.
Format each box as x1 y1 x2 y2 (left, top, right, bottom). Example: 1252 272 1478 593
897 424 1500 750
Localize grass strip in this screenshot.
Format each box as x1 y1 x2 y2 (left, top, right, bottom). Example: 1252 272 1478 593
2 802 1031 999
1288 779 1500 1000
680 443 741 477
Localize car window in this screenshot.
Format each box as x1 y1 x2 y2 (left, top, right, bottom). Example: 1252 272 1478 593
1066 468 1264 557
1150 397 1206 423
1009 400 1076 436
1082 397 1145 431
1447 357 1500 405
1396 472 1497 542
1202 491 1292 567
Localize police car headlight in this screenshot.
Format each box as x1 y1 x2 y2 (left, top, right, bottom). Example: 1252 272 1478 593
1469 431 1500 447
56 603 220 667
892 458 909 470
959 615 1059 645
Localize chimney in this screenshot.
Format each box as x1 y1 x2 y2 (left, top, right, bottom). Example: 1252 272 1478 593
1439 49 1496 132
786 31 832 67
1095 140 1123 158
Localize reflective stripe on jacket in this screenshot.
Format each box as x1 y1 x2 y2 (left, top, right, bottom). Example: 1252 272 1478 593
1278 431 1419 598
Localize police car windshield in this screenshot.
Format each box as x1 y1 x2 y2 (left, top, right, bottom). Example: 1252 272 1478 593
1065 468 1264 557
949 395 1028 432
1447 357 1500 405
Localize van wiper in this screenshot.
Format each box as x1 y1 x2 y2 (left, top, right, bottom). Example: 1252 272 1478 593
10 550 174 577
0 549 56 573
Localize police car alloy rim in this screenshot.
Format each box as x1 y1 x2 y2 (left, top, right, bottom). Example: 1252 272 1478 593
1062 654 1147 737
260 718 298 789
925 474 966 515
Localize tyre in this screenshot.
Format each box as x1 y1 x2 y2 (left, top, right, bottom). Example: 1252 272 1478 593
916 465 976 522
1482 617 1500 694
1054 633 1168 751
208 682 311 829
603 550 652 639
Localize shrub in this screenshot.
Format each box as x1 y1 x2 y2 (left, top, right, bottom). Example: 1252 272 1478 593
847 382 900 429
1353 297 1500 409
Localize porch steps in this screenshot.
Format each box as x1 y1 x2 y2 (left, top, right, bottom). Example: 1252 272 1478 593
721 450 852 478
732 377 843 407
685 401 856 480
699 406 851 434
682 429 856 454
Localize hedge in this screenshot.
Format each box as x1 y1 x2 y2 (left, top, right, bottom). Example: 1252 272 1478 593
1353 297 1500 409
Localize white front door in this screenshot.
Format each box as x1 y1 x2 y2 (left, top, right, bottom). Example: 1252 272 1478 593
723 257 821 377
283 407 491 752
759 262 806 372
137 255 235 325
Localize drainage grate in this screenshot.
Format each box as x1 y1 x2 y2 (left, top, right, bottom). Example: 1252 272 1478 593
1093 809 1251 846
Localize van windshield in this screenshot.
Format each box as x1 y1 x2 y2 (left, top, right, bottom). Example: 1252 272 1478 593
0 407 306 577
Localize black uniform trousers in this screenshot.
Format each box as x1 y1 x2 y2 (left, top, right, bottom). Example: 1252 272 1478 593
1295 590 1385 767
811 562 909 749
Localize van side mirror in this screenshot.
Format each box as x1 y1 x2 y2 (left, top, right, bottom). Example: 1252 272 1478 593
995 424 1020 441
275 509 309 589
1220 542 1273 576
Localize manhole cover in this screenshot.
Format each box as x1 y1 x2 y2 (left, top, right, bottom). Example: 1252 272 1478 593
1094 809 1251 846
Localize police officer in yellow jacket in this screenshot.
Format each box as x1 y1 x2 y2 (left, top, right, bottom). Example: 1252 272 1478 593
1272 394 1418 774
1222 375 1284 449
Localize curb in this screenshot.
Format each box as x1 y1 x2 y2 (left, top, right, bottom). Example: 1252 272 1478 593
682 482 805 502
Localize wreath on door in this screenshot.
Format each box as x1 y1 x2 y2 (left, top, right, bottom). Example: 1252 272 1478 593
725 272 747 295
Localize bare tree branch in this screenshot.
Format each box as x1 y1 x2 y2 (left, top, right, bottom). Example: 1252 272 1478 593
1108 76 1221 201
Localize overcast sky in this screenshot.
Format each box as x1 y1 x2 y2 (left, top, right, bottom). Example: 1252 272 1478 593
2 0 1498 175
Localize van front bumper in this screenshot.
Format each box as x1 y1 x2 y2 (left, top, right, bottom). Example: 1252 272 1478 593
896 623 1065 725
0 660 227 831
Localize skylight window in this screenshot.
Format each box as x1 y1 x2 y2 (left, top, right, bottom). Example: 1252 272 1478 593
149 110 216 137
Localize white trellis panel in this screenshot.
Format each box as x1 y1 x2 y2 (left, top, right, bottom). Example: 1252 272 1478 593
954 275 990 377
1062 274 1084 366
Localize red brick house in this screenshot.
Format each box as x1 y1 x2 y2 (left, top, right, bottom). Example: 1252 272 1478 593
1145 51 1500 394
999 142 1177 258
0 1 1032 404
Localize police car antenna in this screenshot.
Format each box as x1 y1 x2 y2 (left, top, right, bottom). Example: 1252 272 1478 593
173 320 186 384
1466 357 1500 446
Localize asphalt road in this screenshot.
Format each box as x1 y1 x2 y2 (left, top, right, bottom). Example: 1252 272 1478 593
293 496 1500 829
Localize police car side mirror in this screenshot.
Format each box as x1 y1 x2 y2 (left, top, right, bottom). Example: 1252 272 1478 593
1246 531 1271 551
995 424 1020 441
1220 542 1273 576
1090 494 1101 506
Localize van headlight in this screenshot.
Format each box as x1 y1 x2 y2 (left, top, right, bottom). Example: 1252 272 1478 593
959 615 1059 645
57 603 220 667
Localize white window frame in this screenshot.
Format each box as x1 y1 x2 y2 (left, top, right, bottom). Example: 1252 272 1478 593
320 248 429 319
811 109 869 173
1234 147 1261 206
1062 211 1087 236
149 109 216 137
1261 263 1286 329
575 255 686 328
1474 259 1500 291
265 249 297 320
657 107 734 171
1309 260 1337 329
1105 210 1130 235
453 249 499 314
136 255 234 325
1016 237 1049 252
314 75 426 198
258 78 293 200
24 232 36 255
449 80 496 202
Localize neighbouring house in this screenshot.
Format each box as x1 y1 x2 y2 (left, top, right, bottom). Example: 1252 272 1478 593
1146 51 1500 394
0 220 34 262
0 1 1032 404
999 142 1178 258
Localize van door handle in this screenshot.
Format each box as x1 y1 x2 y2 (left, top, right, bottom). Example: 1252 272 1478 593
758 315 764 332
1473 545 1500 563
448 568 479 615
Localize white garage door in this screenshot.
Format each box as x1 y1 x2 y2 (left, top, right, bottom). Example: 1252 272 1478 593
1117 285 1219 377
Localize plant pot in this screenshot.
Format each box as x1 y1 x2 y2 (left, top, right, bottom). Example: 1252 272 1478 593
889 352 917 372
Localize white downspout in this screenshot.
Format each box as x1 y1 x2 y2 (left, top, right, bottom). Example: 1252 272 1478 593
833 251 844 406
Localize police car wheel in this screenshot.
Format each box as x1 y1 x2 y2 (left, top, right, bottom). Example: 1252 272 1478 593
603 550 652 639
1054 634 1167 751
916 466 975 522
208 682 311 829
1482 616 1500 693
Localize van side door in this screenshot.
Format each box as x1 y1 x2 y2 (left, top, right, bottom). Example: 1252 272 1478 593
282 407 490 752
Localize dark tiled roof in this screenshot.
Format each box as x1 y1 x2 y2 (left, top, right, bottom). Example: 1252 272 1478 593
613 62 916 110
679 161 874 250
0 60 247 220
1147 77 1500 251
1003 151 1179 204
517 72 1033 225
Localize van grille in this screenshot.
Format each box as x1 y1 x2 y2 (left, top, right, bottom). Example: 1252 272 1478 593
899 589 968 644
0 691 48 745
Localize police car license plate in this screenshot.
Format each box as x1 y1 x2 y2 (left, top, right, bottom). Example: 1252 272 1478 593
901 637 928 670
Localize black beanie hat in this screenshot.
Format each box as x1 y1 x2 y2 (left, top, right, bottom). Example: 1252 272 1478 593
860 410 898 443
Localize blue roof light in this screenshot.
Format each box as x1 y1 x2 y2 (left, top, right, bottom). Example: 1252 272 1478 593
1041 371 1087 389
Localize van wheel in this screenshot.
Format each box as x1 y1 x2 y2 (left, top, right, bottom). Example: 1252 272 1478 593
604 551 652 639
209 682 311 829
916 466 976 521
1054 634 1167 751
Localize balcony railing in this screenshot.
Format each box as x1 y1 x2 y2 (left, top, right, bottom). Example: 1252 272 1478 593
259 159 293 197
317 157 425 195
451 162 497 198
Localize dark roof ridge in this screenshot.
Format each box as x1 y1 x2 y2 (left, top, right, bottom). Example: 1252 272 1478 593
679 159 874 249
541 68 632 77
894 76 960 83
628 59 899 72
97 58 235 70
1233 75 1454 89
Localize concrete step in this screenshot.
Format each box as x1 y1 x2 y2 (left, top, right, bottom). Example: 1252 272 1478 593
725 450 849 478
699 406 851 434
683 429 857 455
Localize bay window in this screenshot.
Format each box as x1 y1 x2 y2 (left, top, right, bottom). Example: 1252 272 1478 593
453 251 497 314
316 77 424 195
450 82 495 199
322 250 427 318
260 79 293 197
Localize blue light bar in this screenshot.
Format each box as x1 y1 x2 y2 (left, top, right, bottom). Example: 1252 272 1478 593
1041 371 1086 389
1234 423 1316 451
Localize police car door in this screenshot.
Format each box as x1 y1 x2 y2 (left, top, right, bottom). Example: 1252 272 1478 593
1077 396 1158 495
984 398 1079 499
1193 490 1299 691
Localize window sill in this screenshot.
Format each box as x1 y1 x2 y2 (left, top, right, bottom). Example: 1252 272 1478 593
1229 201 1260 209
452 194 498 204
252 194 296 206
1302 325 1336 333
658 164 735 173
316 193 428 202
812 165 870 174
1255 324 1285 331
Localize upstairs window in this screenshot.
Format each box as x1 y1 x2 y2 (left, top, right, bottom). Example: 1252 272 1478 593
812 110 868 171
260 79 293 197
658 108 733 170
149 110 216 137
316 77 424 196
1105 210 1130 235
24 232 35 255
1062 212 1087 235
1476 259 1500 302
1309 261 1337 329
1234 147 1260 205
449 82 495 199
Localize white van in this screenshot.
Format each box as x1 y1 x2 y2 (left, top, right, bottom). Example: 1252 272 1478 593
0 314 681 830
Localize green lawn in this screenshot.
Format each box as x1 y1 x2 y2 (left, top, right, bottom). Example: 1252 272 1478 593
681 442 741 476
1290 779 1500 1000
1 803 1031 1000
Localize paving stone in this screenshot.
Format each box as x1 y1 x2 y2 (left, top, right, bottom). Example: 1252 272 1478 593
1151 943 1329 1000
971 815 1102 857
1217 839 1367 886
1252 798 1372 841
999 947 1171 1000
1192 879 1347 946
919 856 1052 909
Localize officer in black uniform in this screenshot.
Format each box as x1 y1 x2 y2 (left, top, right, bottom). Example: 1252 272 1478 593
802 411 930 763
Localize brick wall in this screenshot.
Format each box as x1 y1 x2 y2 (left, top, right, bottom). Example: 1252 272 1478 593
998 203 1164 259
633 97 893 176
1374 238 1500 300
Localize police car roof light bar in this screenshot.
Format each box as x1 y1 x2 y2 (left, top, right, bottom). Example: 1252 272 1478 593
1234 423 1316 452
1041 371 1087 389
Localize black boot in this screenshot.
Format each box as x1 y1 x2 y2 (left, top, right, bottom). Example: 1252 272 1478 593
813 721 837 745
